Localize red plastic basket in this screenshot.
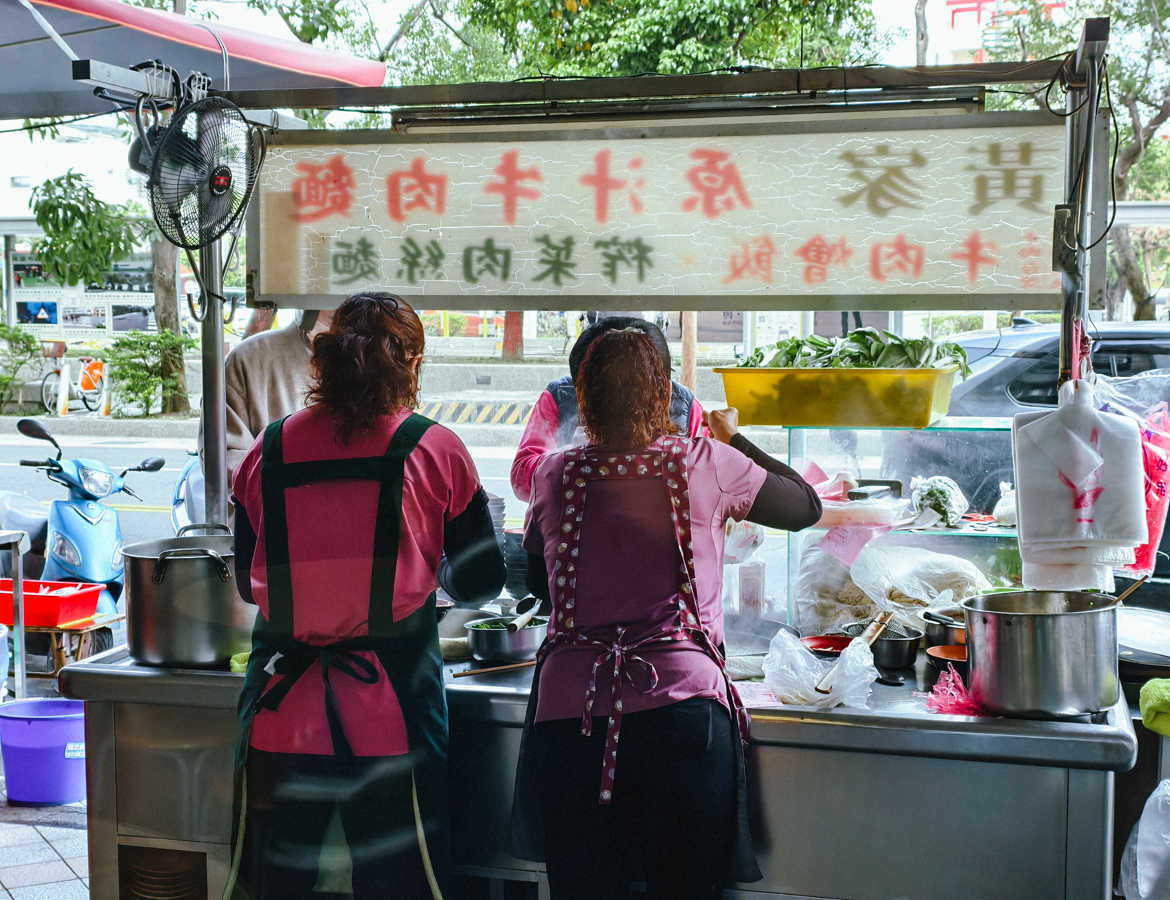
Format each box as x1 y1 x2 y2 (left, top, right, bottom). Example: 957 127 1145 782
0 580 102 628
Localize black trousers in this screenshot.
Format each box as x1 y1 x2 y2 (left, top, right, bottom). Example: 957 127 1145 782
534 698 736 900
241 749 431 900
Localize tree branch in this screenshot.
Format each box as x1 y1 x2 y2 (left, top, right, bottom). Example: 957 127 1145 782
429 0 479 51
1149 0 1170 68
379 0 428 61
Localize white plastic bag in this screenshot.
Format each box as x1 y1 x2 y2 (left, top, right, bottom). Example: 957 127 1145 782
1120 780 1170 900
761 629 876 709
850 546 989 618
992 482 1017 526
724 519 765 565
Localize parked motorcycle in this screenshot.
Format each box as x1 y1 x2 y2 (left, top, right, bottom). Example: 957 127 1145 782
2 419 164 653
170 451 206 535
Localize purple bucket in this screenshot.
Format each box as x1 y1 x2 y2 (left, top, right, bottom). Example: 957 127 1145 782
0 699 86 805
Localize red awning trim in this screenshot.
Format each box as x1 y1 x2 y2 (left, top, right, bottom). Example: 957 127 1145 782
33 0 386 88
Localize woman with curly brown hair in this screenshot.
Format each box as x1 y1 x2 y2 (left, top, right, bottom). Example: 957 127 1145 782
228 292 504 900
510 327 822 900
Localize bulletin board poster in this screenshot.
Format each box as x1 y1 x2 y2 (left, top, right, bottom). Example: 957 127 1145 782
12 254 155 340
250 110 1065 311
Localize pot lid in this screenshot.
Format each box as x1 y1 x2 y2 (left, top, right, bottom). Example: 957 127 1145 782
1117 606 1170 661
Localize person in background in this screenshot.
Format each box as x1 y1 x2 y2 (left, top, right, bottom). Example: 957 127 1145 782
198 309 333 485
509 327 821 899
510 316 703 502
229 293 505 900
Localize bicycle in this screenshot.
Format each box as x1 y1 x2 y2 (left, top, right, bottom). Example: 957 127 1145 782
40 341 106 414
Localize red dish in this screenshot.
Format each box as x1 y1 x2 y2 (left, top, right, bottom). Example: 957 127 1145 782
800 635 852 656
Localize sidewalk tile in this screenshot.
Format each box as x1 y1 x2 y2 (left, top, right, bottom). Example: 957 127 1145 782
32 827 84 844
0 845 54 868
0 830 38 850
9 880 87 900
0 860 74 889
64 857 87 879
46 837 85 861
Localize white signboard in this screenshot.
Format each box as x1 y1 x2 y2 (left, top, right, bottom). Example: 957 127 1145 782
251 112 1065 310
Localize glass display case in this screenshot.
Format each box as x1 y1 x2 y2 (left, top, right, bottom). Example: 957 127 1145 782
738 417 1019 630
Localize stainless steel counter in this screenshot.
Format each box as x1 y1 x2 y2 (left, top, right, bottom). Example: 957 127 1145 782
61 649 1138 900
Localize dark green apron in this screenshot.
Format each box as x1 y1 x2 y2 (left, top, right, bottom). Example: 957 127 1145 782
224 412 449 899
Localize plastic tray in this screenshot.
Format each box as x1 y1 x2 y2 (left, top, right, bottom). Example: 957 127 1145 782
0 580 102 628
714 366 958 429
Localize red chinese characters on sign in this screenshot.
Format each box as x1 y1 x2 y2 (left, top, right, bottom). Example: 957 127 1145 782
724 237 777 284
1019 230 1055 290
579 150 644 224
795 235 852 284
682 149 751 219
386 157 447 223
951 231 997 284
484 150 542 225
291 155 355 223
869 235 925 282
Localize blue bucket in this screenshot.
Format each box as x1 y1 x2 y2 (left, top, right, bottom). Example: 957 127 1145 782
0 699 86 805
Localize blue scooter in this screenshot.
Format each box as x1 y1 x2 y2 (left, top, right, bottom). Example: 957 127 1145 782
170 452 205 535
7 419 164 644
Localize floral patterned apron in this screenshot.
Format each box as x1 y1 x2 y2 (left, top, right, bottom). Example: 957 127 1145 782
509 437 763 883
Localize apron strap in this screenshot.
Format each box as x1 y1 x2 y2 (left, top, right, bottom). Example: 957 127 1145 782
259 412 437 637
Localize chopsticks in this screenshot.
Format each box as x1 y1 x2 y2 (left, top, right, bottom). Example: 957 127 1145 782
451 660 537 678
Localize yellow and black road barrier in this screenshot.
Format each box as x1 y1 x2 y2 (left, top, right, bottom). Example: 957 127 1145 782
416 401 535 425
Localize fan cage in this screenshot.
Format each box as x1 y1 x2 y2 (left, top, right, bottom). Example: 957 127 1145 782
148 97 263 251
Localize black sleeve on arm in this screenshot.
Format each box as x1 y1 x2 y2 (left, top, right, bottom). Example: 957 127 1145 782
232 497 257 604
438 488 507 604
526 524 551 603
730 433 823 532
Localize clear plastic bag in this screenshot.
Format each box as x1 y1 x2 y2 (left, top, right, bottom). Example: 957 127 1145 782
761 629 876 709
1119 780 1170 900
910 475 970 527
850 546 989 621
792 538 876 635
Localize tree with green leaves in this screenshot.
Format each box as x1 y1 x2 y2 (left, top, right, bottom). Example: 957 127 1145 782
986 1 1170 320
29 172 144 288
462 0 887 76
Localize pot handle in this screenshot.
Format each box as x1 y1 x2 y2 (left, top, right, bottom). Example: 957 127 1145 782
153 548 233 584
177 523 233 538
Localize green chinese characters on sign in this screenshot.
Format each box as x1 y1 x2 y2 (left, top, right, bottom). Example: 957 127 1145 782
463 238 512 284
966 142 1044 214
532 235 578 286
595 236 653 283
331 236 379 286
398 237 446 284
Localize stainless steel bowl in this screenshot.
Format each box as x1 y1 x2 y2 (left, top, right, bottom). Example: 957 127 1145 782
465 616 548 662
841 621 923 669
917 607 966 648
961 591 1119 718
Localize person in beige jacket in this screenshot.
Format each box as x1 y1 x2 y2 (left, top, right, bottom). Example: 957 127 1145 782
198 310 333 484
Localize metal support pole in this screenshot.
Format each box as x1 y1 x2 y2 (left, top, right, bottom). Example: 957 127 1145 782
680 311 697 392
0 530 31 699
201 238 229 528
1059 17 1109 385
4 236 15 328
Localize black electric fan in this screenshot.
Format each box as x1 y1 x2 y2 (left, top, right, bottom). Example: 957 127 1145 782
144 96 265 321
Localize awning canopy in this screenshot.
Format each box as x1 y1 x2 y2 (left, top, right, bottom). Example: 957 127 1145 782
0 0 386 119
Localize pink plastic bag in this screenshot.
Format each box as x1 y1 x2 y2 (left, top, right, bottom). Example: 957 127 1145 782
926 664 986 717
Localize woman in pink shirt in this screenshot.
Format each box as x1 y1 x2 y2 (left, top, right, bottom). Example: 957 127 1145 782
509 328 821 900
228 294 505 900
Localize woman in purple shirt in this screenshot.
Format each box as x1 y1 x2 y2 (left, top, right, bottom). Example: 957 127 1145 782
509 327 822 900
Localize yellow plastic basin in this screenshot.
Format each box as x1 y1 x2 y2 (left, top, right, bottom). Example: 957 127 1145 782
714 366 959 429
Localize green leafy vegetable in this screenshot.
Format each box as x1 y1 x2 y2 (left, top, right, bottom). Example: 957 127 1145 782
739 330 971 379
